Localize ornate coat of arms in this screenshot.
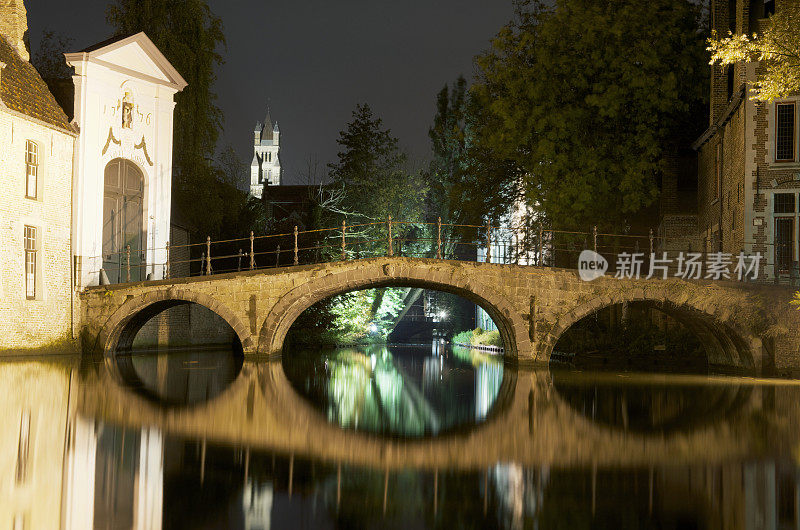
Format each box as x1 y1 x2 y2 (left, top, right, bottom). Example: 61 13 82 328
101 87 153 166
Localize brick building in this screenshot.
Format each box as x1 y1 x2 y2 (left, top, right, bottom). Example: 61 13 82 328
694 0 800 280
0 7 77 350
657 147 700 255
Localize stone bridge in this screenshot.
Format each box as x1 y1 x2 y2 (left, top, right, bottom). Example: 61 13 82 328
80 257 800 372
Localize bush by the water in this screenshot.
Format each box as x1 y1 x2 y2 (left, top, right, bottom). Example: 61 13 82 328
452 328 502 348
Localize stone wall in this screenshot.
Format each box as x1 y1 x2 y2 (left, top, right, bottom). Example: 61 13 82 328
748 62 800 279
698 100 747 255
658 215 700 256
133 303 236 348
658 147 700 257
0 107 77 351
168 224 191 278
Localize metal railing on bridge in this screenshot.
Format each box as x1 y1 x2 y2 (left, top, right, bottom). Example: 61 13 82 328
88 218 793 286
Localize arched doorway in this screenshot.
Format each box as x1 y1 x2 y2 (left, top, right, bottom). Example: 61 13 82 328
103 159 145 282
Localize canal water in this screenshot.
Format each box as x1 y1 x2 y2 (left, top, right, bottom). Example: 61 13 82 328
3 343 800 529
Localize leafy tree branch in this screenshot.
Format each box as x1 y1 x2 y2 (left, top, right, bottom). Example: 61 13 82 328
708 3 800 101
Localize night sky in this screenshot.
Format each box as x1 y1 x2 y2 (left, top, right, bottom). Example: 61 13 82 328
26 1 514 185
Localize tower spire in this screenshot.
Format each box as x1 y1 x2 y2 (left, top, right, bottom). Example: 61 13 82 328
263 105 273 134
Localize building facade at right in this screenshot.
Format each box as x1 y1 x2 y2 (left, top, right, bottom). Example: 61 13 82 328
695 0 799 281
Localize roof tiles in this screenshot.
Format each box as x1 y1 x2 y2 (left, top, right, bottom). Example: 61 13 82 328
0 36 73 133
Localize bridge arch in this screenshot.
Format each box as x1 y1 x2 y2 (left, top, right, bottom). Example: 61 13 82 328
541 290 762 371
93 289 253 356
257 261 531 360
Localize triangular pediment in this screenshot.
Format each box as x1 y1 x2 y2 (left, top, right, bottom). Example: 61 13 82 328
95 42 171 82
65 32 187 90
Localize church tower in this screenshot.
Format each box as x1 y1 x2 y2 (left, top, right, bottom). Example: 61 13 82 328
249 107 281 198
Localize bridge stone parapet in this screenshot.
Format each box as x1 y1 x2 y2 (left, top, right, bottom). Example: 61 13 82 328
80 257 800 372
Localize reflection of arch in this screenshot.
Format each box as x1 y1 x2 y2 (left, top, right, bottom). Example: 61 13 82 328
262 355 519 444
257 262 531 360
544 294 760 370
280 344 517 437
114 345 244 408
103 158 146 282
94 290 252 356
551 371 752 433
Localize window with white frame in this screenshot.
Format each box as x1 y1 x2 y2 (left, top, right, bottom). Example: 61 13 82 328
775 102 797 163
24 226 37 299
25 140 38 199
774 192 797 273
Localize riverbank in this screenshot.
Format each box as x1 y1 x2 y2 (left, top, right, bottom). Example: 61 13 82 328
452 328 503 349
451 341 504 354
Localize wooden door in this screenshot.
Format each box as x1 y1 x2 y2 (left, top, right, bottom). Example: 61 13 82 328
103 159 145 282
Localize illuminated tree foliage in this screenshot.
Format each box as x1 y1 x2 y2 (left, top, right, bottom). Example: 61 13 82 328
708 3 800 102
321 105 430 258
791 291 800 310
472 0 708 231
312 106 431 330
324 288 406 343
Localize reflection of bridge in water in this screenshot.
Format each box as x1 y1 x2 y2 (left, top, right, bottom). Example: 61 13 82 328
75 356 800 471
5 357 800 529
82 257 800 373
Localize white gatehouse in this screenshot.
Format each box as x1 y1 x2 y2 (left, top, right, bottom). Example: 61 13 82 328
67 33 186 287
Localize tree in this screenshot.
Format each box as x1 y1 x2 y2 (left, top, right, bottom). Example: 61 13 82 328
298 155 326 186
472 0 709 232
708 3 800 101
31 30 74 80
106 0 226 232
317 104 428 334
428 77 469 221
216 145 247 191
792 291 800 311
428 77 521 253
324 103 429 259
328 103 427 223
